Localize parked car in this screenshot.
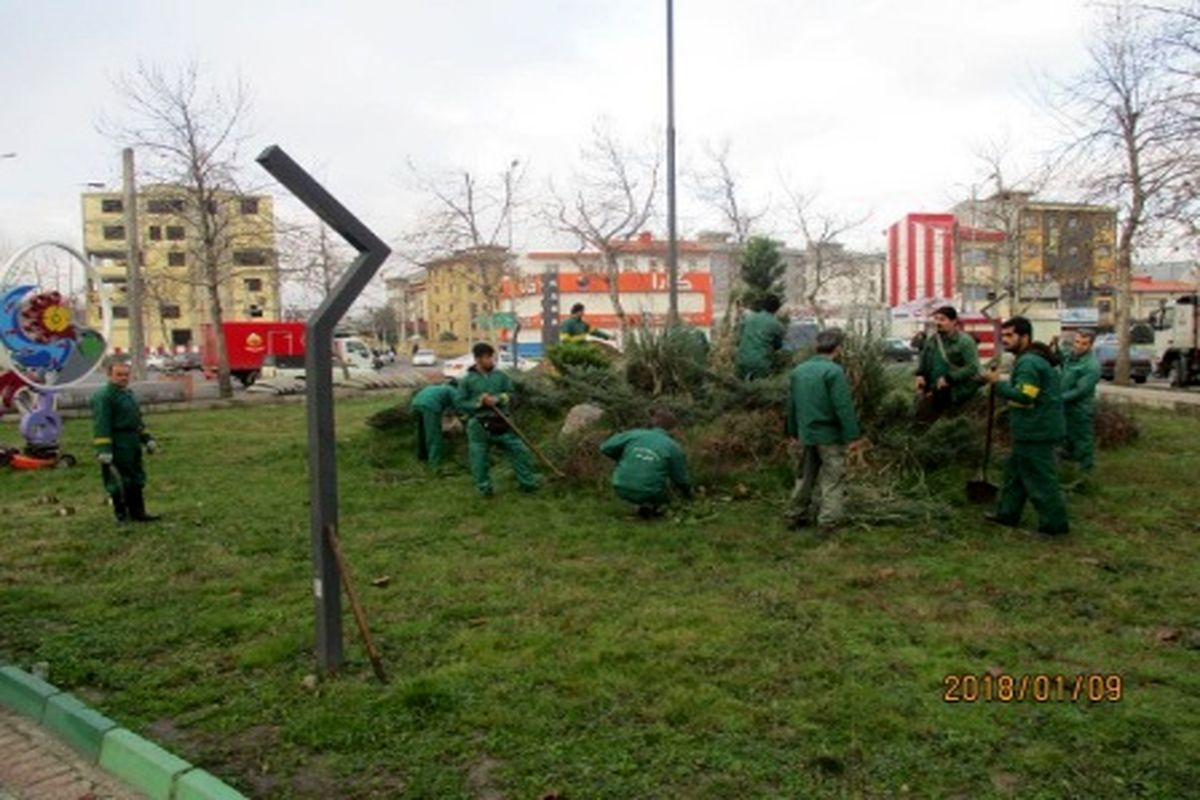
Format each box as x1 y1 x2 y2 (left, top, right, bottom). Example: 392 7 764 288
1093 334 1152 383
441 353 474 380
882 337 916 362
145 353 169 371
412 349 438 367
167 352 203 372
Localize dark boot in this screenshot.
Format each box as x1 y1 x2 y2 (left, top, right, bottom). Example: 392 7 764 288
127 486 161 522
111 493 129 524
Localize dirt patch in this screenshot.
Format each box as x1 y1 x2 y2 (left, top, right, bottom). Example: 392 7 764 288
466 755 505 800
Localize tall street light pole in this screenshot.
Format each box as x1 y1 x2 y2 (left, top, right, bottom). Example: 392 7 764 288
665 0 679 326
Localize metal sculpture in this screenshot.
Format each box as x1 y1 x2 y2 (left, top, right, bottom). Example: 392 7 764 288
0 242 111 468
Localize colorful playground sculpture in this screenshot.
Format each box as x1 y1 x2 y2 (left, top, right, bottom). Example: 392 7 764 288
0 241 111 469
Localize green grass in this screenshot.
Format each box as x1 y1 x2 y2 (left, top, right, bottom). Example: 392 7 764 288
1 396 1198 798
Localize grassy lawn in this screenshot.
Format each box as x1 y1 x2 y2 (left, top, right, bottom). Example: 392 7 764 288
1 395 1198 798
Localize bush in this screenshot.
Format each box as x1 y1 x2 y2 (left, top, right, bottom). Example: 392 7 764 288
624 324 709 397
545 341 614 372
1095 403 1139 449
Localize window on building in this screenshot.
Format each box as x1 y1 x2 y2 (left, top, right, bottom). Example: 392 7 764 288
240 198 259 215
148 225 162 241
1024 242 1038 257
171 329 192 347
244 277 263 292
160 305 181 319
1096 245 1112 259
101 198 123 213
102 225 125 241
112 305 129 319
168 251 186 267
233 250 268 266
247 303 264 318
1067 215 1079 229
146 198 184 214
165 226 185 241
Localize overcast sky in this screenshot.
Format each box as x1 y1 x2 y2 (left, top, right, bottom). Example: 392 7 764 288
0 0 1097 274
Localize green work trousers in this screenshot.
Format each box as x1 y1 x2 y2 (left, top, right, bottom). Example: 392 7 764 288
466 418 539 495
995 442 1070 535
101 434 145 495
1061 408 1095 472
414 408 445 468
787 444 848 527
615 485 669 509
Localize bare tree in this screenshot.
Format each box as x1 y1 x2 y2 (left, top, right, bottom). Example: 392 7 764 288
1050 3 1197 384
691 140 768 246
1146 1 1200 242
785 188 871 324
102 61 259 398
404 159 524 347
956 137 1057 308
548 124 660 337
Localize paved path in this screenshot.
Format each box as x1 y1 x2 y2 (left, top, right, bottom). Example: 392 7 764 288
0 709 140 800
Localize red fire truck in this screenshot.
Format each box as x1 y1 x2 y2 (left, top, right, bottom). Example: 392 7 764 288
201 322 377 386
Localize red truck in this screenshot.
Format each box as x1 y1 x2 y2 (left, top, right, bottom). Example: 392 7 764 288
201 322 379 385
201 321 306 386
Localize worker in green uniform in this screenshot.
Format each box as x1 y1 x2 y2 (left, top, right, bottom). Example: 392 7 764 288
915 305 980 417
785 329 863 532
600 408 692 518
411 379 458 470
561 303 613 344
456 342 539 497
981 316 1069 535
736 295 786 380
1059 329 1101 474
91 360 159 523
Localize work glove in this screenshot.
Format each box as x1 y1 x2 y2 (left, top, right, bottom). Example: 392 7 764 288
97 452 114 466
145 438 159 454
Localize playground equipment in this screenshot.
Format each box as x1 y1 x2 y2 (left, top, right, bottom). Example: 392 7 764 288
0 241 111 469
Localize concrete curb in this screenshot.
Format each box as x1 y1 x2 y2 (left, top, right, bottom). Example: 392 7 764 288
0 664 246 799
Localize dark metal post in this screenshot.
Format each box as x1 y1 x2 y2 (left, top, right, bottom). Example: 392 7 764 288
665 0 679 325
256 146 391 674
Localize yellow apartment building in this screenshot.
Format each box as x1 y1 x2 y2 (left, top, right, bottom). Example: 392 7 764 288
423 246 510 357
80 185 279 353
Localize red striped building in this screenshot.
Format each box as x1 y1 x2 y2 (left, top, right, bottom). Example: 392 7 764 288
886 213 957 307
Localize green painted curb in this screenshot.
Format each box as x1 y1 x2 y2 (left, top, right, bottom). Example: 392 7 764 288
42 692 118 762
0 664 60 721
175 768 248 800
100 728 193 800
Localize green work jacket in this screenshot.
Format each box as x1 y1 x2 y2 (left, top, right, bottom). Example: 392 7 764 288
562 316 611 343
1060 350 1101 417
456 366 514 420
411 384 458 413
90 382 147 460
917 330 981 405
996 349 1065 443
735 311 786 375
785 355 861 446
600 427 691 498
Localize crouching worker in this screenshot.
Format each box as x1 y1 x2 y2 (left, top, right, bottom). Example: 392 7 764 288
410 379 458 470
456 342 539 497
91 360 160 523
600 408 692 518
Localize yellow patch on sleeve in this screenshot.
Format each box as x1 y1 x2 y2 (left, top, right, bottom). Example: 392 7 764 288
1020 383 1040 399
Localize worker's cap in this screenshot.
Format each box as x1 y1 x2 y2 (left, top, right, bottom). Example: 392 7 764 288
933 305 958 320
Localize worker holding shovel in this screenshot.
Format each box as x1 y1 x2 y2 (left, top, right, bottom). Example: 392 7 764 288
455 342 539 497
981 317 1069 536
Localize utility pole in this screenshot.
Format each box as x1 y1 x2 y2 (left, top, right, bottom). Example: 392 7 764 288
122 148 146 379
665 0 679 325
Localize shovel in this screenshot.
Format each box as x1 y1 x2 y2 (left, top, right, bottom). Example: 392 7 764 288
966 384 999 504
